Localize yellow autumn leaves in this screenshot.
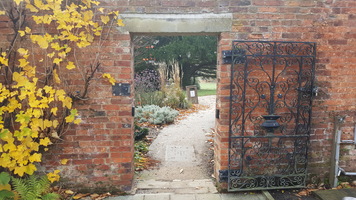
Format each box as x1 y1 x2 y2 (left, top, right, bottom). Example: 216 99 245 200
0 59 80 176
102 73 116 85
0 0 123 178
13 0 124 73
47 169 60 183
0 128 52 177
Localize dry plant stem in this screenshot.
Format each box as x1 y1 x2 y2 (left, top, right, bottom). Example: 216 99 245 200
71 16 117 100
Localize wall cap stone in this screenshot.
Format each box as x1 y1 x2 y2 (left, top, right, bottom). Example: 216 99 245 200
120 13 233 34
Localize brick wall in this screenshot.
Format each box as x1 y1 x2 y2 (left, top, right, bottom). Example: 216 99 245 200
1 0 355 192
39 30 135 192
214 0 356 184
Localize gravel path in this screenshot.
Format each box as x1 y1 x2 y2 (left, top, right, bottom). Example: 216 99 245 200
137 95 216 180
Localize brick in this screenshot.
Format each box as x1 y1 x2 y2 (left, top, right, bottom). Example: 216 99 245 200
114 60 131 67
231 0 251 6
72 159 93 165
328 39 348 45
282 33 302 38
258 7 279 13
265 0 284 6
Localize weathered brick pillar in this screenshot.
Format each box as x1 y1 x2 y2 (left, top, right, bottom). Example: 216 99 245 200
214 32 234 188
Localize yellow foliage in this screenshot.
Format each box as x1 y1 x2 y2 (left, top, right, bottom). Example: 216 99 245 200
102 73 116 85
47 170 60 183
66 61 76 70
0 52 9 66
53 58 62 65
117 19 125 27
98 8 104 13
14 0 23 6
39 137 52 146
18 30 26 37
0 55 79 176
26 3 39 12
0 0 122 178
101 15 110 24
60 159 68 165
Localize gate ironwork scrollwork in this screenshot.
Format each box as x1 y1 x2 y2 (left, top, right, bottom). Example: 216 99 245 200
228 41 316 191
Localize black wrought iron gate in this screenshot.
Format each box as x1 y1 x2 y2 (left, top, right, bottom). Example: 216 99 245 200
226 41 316 191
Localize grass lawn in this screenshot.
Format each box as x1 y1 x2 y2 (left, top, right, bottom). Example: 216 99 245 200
198 82 217 96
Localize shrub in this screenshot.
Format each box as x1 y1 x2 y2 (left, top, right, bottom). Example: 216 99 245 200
135 69 161 92
135 69 163 106
135 83 191 109
136 91 165 106
134 140 149 171
162 84 191 109
135 105 179 125
134 123 149 141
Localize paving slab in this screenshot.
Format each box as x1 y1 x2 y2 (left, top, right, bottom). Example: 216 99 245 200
313 188 356 200
221 193 266 200
166 145 196 162
106 194 144 200
136 180 171 189
171 194 196 200
174 187 209 194
196 194 221 200
106 193 269 200
144 193 171 200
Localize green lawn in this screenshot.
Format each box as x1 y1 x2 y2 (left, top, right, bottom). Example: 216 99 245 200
198 82 217 96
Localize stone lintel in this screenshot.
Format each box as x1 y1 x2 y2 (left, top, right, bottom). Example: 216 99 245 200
120 13 233 35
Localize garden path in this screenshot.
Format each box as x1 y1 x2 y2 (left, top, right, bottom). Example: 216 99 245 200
136 95 216 181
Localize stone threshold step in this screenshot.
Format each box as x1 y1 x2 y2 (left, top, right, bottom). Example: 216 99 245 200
133 179 218 194
106 193 269 200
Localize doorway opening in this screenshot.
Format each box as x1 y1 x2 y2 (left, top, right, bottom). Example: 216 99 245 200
132 35 218 186
119 12 232 192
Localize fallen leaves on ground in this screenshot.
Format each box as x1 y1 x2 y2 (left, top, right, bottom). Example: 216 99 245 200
53 187 113 199
296 189 318 197
135 155 160 171
293 182 356 198
176 104 209 121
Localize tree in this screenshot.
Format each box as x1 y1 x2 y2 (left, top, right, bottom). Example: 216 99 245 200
134 36 217 88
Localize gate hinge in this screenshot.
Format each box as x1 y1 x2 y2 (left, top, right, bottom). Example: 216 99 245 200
296 86 318 97
222 50 232 64
222 49 247 64
219 170 228 183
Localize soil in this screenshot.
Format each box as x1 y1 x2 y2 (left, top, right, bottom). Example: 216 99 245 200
269 189 320 200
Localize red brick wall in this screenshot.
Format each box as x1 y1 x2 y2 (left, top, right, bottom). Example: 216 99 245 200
39 31 135 192
214 0 356 184
1 0 355 192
